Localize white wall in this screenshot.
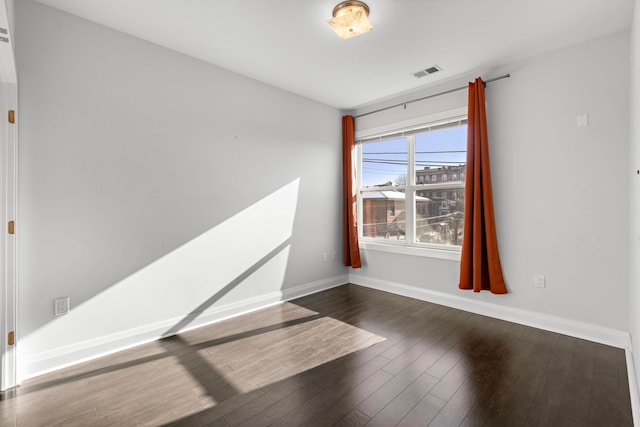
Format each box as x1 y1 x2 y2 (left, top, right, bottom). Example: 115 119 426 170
630 0 640 407
16 0 346 379
351 31 631 341
5 0 12 37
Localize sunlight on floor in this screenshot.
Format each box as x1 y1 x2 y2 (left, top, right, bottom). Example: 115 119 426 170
3 300 386 426
170 302 387 403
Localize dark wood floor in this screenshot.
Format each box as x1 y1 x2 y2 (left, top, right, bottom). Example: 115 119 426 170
0 284 633 426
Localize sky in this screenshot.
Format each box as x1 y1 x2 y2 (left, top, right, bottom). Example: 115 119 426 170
361 125 467 188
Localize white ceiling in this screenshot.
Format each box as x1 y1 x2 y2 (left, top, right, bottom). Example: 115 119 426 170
33 0 633 110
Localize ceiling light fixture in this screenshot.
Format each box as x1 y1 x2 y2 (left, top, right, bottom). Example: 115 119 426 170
329 1 373 40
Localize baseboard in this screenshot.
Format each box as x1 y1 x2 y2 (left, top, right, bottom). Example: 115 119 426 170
21 274 348 380
349 274 631 349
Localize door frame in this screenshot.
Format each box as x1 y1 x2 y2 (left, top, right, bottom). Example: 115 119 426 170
0 0 18 392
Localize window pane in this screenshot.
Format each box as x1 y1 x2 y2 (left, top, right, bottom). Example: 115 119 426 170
361 137 407 188
415 125 467 184
362 190 406 240
414 125 467 246
416 188 464 245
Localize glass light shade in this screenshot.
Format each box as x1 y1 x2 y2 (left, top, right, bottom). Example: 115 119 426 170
329 2 373 40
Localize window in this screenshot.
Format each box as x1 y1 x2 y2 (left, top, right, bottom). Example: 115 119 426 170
357 116 467 250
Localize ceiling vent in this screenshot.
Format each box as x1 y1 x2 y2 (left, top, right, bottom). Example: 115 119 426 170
413 65 442 78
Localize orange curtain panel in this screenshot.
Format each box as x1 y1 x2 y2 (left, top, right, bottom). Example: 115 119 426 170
342 115 362 268
459 78 507 294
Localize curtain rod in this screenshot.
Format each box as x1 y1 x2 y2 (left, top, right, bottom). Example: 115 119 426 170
353 73 511 119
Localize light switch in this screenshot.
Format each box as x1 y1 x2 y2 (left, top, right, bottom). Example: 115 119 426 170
577 113 589 128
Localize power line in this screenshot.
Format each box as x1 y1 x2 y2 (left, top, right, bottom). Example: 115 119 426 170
364 150 465 155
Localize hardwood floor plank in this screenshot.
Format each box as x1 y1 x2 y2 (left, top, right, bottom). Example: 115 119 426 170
265 355 391 427
426 379 476 427
304 369 393 427
429 361 469 402
233 379 325 427
0 417 16 427
334 409 370 427
522 335 576 426
617 349 634 426
365 372 439 426
554 339 596 427
381 311 467 376
16 408 99 427
589 373 626 427
356 355 437 419
396 392 446 427
160 388 265 426
588 344 632 427
502 331 561 425
425 343 466 380
222 373 321 426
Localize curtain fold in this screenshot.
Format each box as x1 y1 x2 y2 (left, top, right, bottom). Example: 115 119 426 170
342 115 362 268
459 78 507 294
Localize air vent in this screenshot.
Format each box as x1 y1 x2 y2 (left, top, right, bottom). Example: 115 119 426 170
413 65 442 78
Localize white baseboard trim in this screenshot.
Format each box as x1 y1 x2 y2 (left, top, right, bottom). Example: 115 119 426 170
625 348 640 427
21 274 348 380
349 275 631 349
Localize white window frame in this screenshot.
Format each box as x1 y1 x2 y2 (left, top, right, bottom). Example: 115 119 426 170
355 107 466 261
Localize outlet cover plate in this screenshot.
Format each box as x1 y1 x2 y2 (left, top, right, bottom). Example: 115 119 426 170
54 297 70 316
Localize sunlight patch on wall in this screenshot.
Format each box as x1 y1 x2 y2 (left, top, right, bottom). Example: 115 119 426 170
20 179 301 378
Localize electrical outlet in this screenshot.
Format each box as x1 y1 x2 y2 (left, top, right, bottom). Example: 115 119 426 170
534 275 546 288
322 252 328 263
576 113 589 128
54 297 70 316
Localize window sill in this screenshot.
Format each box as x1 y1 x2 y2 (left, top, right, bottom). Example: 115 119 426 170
359 241 461 261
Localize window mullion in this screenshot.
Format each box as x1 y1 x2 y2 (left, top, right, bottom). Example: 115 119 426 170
407 135 416 245
356 143 363 239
